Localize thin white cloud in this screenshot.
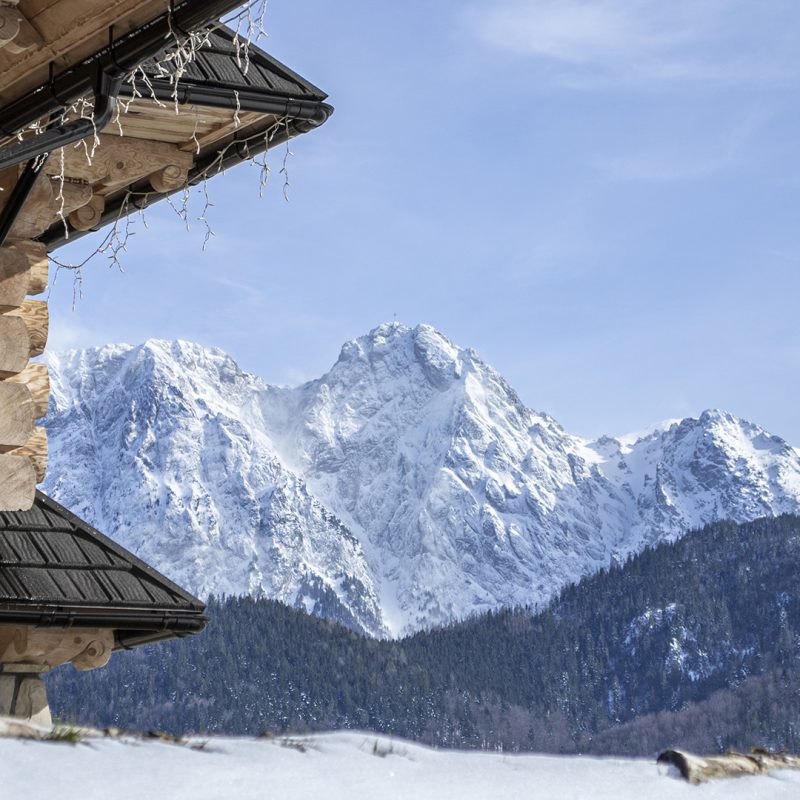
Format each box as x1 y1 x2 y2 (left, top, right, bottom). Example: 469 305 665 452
465 0 799 87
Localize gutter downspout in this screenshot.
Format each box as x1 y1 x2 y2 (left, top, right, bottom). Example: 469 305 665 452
0 0 243 239
0 72 121 174
0 72 121 245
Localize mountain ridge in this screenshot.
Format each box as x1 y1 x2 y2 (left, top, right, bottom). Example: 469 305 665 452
42 323 800 636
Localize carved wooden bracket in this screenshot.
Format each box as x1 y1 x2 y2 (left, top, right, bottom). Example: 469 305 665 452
45 133 194 195
0 625 114 671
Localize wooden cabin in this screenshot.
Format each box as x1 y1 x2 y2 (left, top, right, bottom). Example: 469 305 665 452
0 0 332 723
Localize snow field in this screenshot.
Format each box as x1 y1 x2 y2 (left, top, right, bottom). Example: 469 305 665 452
3 731 799 800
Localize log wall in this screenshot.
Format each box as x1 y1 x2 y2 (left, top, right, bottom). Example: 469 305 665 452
0 230 49 510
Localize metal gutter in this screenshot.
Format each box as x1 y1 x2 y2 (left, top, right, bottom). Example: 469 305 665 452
120 80 332 124
0 73 121 174
0 605 207 633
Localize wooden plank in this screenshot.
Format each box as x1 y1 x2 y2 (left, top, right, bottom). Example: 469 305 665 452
19 0 62 18
6 362 49 419
10 425 46 483
121 101 234 123
0 454 36 510
0 316 31 377
6 299 47 357
177 112 268 153
0 0 166 109
0 382 34 450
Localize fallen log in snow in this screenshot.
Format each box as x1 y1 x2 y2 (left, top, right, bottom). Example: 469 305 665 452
658 748 800 784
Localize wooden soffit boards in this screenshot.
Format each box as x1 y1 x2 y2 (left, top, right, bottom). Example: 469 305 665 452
0 0 168 107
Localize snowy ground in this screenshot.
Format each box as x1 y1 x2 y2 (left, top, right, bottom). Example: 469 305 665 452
1 731 798 799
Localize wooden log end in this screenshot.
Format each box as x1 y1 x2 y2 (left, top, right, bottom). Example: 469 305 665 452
0 245 29 311
149 164 189 193
8 241 48 295
5 362 49 419
0 382 34 450
0 454 36 511
68 194 105 232
10 426 46 484
0 315 31 376
6 298 47 357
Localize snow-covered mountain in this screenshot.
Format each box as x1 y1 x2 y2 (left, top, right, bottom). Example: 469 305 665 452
43 323 800 636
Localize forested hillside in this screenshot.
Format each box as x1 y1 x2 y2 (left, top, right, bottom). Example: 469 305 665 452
48 515 800 755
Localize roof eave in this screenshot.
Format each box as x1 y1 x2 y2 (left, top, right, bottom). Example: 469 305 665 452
39 97 334 249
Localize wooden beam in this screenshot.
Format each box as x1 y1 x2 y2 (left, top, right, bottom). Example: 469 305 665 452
6 362 50 419
5 174 92 239
6 171 54 240
0 382 34 450
10 426 46 483
0 315 31 376
44 133 193 191
53 179 93 216
0 624 114 671
0 454 35 510
6 299 48 357
0 0 166 107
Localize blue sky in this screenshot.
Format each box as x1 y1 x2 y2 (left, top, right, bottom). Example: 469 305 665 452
49 0 800 443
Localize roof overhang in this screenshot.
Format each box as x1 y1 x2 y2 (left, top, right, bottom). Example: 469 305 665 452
0 4 332 250
0 492 207 651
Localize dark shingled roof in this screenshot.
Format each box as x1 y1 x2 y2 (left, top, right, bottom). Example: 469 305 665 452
0 492 206 649
143 26 328 102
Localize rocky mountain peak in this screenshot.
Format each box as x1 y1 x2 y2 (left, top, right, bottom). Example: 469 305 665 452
42 324 800 637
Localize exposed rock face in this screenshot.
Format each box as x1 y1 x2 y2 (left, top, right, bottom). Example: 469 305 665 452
44 324 800 636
